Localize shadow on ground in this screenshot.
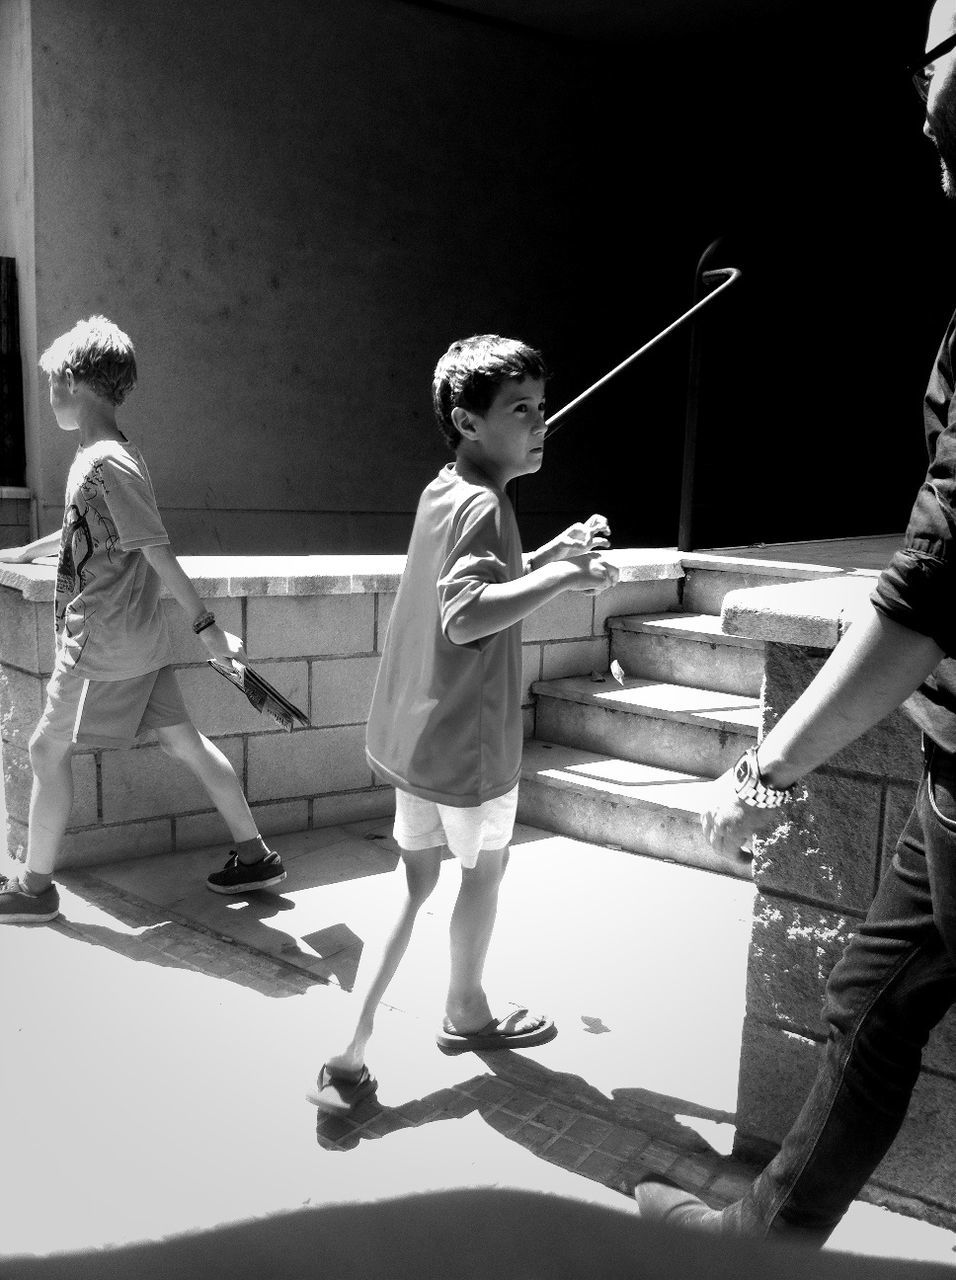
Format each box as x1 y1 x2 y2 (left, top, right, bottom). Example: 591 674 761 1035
312 1051 753 1206
51 872 319 997
5 1186 951 1280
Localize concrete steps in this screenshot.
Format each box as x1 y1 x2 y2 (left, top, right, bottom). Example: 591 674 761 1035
518 739 745 877
520 605 765 879
609 612 765 697
532 674 758 779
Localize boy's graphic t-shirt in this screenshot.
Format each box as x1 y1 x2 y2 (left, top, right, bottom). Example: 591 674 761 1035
54 439 173 680
366 463 524 807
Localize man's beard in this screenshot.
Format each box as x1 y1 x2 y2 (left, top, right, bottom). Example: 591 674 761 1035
939 153 956 196
934 114 956 196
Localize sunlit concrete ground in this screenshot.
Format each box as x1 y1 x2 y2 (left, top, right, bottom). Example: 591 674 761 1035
1 819 955 1268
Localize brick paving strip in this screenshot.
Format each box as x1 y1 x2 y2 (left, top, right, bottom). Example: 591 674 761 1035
56 866 760 1211
56 868 316 998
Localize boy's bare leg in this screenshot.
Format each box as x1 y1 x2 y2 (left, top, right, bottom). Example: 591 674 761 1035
443 846 509 1033
325 846 442 1076
23 733 76 877
154 721 259 848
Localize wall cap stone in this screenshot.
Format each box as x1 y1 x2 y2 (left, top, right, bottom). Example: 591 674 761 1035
720 574 877 649
0 547 685 602
680 552 882 581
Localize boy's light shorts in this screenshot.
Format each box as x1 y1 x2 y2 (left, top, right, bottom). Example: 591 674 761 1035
34 663 189 750
393 785 519 869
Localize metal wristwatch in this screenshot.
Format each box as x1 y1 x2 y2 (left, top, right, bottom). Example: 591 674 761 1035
733 747 795 809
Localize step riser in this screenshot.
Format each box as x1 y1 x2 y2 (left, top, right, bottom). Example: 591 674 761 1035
610 629 763 698
517 778 746 878
535 697 754 779
682 568 809 616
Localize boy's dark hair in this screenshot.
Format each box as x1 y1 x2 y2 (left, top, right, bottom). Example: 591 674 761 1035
432 334 548 449
39 315 137 406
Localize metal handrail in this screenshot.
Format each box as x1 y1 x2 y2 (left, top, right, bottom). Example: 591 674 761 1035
544 262 741 435
677 238 740 551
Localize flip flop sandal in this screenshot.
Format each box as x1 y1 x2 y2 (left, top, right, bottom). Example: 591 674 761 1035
436 1009 557 1053
306 1063 377 1115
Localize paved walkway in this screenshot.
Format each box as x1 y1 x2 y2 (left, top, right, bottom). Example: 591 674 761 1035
2 819 955 1271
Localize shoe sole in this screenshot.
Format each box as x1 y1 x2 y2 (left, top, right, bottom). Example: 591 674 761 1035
206 870 287 895
0 909 60 924
436 1020 558 1053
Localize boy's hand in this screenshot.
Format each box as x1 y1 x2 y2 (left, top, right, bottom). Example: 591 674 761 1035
0 547 24 564
563 550 620 594
548 514 611 564
200 626 248 668
529 515 611 572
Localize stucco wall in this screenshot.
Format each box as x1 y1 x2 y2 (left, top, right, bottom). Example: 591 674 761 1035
19 0 594 554
0 0 39 486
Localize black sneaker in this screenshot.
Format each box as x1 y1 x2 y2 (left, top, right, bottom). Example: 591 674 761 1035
0 876 60 923
206 850 287 895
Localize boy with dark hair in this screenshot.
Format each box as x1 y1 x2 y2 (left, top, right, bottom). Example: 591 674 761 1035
0 316 286 922
308 333 618 1114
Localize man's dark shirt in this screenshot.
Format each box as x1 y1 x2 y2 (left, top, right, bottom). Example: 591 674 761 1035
873 310 956 752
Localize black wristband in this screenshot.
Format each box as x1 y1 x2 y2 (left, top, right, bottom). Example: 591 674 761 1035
193 611 216 634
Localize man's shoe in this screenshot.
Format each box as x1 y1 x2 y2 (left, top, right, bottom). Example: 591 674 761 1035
632 1176 724 1231
206 850 287 894
0 877 60 923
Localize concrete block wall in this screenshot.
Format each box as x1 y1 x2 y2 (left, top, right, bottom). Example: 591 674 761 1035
727 607 956 1226
0 550 680 868
0 573 396 866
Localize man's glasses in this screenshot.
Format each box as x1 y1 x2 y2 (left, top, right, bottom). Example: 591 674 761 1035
911 31 956 102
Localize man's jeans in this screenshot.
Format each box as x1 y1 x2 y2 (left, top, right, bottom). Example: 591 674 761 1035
728 742 956 1244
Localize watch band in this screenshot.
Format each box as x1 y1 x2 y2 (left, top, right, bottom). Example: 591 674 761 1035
733 747 795 809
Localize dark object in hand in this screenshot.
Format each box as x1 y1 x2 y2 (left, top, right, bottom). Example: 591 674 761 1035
207 660 309 732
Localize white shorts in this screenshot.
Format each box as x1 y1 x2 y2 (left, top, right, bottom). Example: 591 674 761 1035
393 785 519 869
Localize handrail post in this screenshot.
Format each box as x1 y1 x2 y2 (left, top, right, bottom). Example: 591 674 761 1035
678 237 726 554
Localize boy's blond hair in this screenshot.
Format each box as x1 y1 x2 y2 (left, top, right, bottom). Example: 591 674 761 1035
39 315 137 406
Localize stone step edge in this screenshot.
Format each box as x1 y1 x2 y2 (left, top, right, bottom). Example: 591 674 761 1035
608 611 765 649
521 740 715 816
531 675 760 734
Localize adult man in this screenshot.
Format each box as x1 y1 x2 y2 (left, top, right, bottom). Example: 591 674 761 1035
635 0 956 1244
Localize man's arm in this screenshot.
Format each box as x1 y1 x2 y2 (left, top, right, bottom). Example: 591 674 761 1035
446 553 617 645
703 603 944 860
141 543 246 666
0 530 61 563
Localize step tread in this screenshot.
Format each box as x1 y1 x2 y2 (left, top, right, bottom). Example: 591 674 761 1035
522 740 715 814
532 675 760 732
609 611 765 649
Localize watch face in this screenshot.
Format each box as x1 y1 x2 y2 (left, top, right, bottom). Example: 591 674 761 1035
734 753 752 786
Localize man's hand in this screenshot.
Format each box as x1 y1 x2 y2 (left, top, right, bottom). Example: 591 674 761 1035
0 546 25 564
200 626 247 668
700 769 779 867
